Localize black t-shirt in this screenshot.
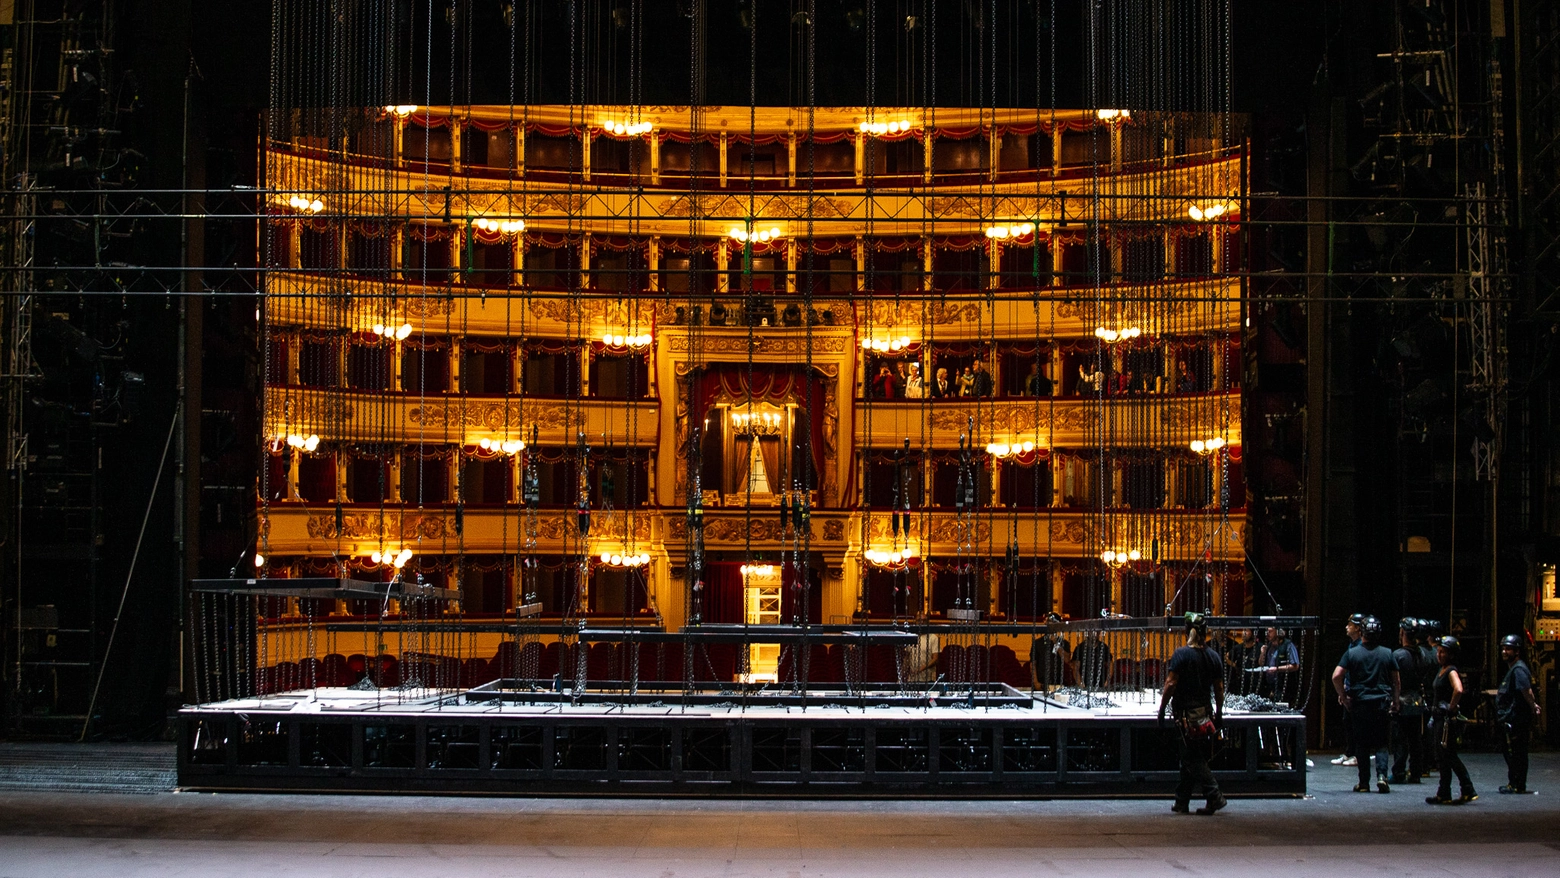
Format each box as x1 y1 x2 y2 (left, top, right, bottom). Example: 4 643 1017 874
1030 638 1068 687
1075 638 1112 688
1498 660 1534 722
1338 643 1398 702
1167 645 1220 716
1392 647 1425 695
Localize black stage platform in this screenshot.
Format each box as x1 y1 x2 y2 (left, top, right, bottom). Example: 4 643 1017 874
176 683 1307 798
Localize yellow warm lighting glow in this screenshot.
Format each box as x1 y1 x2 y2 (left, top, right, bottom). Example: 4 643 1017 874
857 119 914 136
473 216 526 235
384 105 419 117
602 120 653 137
287 195 325 214
984 222 1036 239
1093 326 1143 344
728 225 783 243
1096 109 1132 121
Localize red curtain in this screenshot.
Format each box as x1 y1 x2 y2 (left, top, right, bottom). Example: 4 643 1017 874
700 562 746 624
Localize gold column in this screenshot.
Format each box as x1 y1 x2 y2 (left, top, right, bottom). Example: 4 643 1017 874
922 129 933 184
582 128 592 182
718 131 728 187
853 133 865 185
787 132 797 186
715 240 729 293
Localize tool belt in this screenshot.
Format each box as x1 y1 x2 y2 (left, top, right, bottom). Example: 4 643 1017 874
1178 705 1218 741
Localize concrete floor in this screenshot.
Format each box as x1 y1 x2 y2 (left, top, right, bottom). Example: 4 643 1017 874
0 751 1555 877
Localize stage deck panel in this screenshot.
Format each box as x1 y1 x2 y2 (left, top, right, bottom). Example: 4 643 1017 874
177 687 1306 798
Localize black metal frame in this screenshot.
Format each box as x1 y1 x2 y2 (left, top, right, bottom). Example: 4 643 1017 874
177 706 1306 798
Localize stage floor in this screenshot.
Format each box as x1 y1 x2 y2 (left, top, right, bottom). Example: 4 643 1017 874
177 683 1307 797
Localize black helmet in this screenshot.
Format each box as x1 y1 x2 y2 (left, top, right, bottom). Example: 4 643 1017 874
1437 635 1460 653
1184 611 1208 634
1361 616 1383 639
1348 613 1366 626
1399 617 1418 631
1500 634 1525 652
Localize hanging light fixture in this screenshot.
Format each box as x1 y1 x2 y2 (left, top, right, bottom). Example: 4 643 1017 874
1093 325 1143 344
601 119 653 137
284 433 321 453
857 119 914 137
731 410 783 436
1189 436 1227 455
1100 548 1142 569
286 195 325 214
984 439 1040 459
739 563 776 578
600 331 653 351
1187 203 1228 222
984 222 1036 240
478 437 526 456
472 216 526 235
597 551 651 569
860 334 914 352
383 105 419 117
370 322 414 340
1095 109 1132 122
864 543 919 571
727 224 783 244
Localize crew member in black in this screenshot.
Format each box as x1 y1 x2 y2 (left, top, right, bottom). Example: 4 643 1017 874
1389 618 1428 784
1426 636 1477 805
1158 613 1228 815
1496 633 1540 794
1332 613 1365 768
1333 616 1400 792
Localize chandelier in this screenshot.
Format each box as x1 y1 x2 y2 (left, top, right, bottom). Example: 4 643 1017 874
984 222 1036 240
282 433 320 453
739 563 776 578
727 222 783 244
985 439 1040 459
472 216 526 235
857 119 914 137
600 119 653 137
731 410 782 436
864 544 919 571
1189 436 1228 455
477 437 526 456
1100 548 1142 569
1093 325 1143 344
601 331 652 351
598 551 651 569
1187 203 1229 222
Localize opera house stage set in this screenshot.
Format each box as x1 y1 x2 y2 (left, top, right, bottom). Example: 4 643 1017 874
175 91 1320 798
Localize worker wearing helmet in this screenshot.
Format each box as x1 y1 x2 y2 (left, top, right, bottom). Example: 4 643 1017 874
1496 633 1540 794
